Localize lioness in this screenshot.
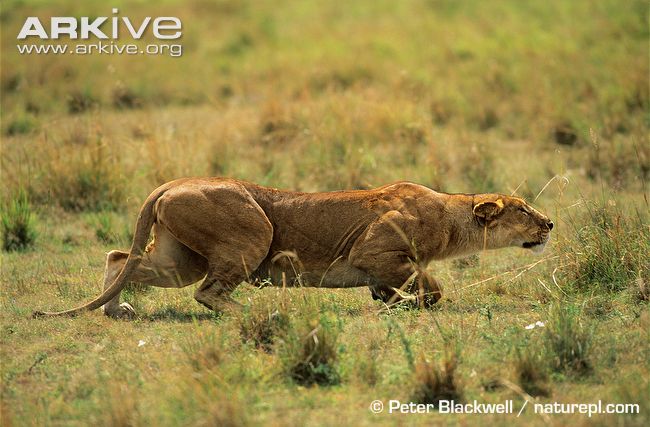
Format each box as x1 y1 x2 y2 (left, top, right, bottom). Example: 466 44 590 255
34 179 553 318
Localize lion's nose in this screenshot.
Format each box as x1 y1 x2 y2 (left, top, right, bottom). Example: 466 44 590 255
547 221 554 230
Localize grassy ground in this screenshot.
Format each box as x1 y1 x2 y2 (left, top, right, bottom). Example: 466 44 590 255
1 0 649 426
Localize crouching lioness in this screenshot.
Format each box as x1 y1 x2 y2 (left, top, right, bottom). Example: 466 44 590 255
34 179 553 318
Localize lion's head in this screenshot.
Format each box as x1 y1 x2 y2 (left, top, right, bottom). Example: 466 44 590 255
472 195 553 253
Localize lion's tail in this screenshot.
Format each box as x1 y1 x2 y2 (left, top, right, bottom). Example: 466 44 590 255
33 183 172 318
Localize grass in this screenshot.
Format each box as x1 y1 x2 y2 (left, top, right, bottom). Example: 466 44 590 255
1 190 37 252
280 301 342 386
561 198 650 294
411 345 463 407
513 345 550 397
544 303 594 377
239 295 291 352
1 0 649 425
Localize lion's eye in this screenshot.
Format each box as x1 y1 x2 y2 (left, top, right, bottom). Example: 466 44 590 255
518 208 529 216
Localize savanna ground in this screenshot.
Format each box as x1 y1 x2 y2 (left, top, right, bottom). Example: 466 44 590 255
1 0 649 425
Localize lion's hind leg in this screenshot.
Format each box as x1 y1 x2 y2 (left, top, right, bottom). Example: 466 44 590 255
102 250 134 318
192 230 273 314
152 183 274 315
102 224 208 319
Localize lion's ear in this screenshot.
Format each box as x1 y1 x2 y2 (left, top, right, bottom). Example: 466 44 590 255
473 199 504 221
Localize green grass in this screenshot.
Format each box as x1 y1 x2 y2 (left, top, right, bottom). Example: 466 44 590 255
1 0 649 425
1 190 37 252
280 306 342 387
544 303 594 377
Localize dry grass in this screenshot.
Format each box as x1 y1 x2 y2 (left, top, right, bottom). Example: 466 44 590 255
239 295 291 352
411 346 463 407
514 346 551 398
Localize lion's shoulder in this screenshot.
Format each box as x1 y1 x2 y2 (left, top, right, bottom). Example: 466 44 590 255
374 181 432 195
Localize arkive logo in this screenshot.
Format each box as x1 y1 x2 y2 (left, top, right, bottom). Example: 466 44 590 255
16 8 183 57
17 8 182 40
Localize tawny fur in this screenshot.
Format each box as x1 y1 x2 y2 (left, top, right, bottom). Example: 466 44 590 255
33 178 553 318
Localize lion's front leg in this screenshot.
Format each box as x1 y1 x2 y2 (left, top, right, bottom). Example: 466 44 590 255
369 268 442 309
350 248 443 308
349 212 443 308
412 269 443 308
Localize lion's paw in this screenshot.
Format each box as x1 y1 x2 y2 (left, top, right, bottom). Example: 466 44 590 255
104 302 137 319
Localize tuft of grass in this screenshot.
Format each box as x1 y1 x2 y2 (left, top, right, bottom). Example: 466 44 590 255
67 89 98 114
553 121 579 146
239 299 291 352
513 346 550 397
56 166 124 212
5 114 37 136
544 303 593 377
1 191 37 252
280 309 341 387
257 101 300 146
112 84 143 110
411 346 463 407
562 200 649 294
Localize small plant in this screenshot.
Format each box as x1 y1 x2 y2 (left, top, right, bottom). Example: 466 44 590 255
553 121 579 146
67 89 97 114
544 304 593 377
61 166 123 211
258 101 300 146
112 85 143 110
239 300 290 352
514 346 550 397
1 191 37 252
411 346 463 406
5 114 37 136
280 312 341 386
222 32 254 56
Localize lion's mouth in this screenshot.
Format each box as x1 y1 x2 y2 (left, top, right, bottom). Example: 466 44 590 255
523 235 550 253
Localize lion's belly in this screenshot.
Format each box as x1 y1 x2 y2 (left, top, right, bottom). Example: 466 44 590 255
251 257 377 288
